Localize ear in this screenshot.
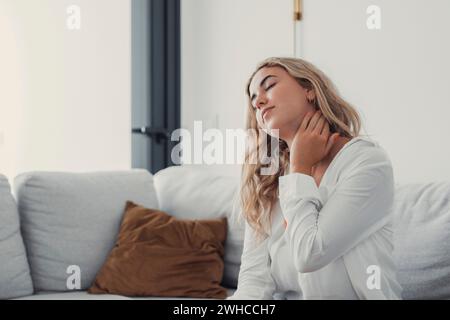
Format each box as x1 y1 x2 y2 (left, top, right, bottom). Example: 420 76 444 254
306 89 316 101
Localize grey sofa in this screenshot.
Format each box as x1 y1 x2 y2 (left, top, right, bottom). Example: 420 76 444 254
1 166 449 300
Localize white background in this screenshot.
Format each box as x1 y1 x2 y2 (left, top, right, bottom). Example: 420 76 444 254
297 0 450 185
181 0 294 176
0 0 131 182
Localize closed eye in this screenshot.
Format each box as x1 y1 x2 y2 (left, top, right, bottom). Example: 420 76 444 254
265 83 276 90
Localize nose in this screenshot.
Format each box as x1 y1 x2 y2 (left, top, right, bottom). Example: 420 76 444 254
255 94 268 110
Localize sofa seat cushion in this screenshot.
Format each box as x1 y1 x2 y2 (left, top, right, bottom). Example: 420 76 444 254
13 291 131 300
13 288 237 300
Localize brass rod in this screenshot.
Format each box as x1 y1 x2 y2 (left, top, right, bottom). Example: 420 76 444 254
294 0 302 21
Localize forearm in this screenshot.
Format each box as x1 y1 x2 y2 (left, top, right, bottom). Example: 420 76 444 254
279 161 393 274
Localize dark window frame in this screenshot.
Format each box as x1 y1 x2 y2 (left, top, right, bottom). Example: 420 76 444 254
132 0 181 174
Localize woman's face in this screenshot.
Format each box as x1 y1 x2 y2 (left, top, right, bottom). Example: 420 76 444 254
248 66 315 140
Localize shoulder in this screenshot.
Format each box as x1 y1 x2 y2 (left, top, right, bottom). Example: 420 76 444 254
338 136 394 181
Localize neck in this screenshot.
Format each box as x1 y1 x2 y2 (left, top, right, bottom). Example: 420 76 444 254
285 135 348 169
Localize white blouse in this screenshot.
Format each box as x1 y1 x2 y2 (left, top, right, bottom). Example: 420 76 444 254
228 136 403 300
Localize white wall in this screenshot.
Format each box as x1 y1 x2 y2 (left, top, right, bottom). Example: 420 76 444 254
182 0 450 184
298 0 450 184
0 0 131 183
181 0 294 176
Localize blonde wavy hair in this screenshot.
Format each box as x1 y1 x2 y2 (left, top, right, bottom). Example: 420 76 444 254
241 57 363 241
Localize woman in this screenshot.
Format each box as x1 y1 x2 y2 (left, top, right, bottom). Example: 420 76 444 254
228 57 402 300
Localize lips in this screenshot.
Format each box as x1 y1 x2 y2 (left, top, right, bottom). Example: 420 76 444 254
262 106 275 120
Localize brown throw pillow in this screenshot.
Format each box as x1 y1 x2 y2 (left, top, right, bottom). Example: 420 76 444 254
88 201 228 298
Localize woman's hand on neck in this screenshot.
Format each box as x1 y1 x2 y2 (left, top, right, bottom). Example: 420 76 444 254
277 110 345 175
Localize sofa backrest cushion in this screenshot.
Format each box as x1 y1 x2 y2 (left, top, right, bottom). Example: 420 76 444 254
392 181 450 299
0 174 34 299
154 166 244 288
14 170 159 292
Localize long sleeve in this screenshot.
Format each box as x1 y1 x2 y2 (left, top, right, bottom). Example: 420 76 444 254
278 148 394 274
227 221 276 300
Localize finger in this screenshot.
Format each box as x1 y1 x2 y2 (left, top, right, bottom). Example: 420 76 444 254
321 119 330 136
307 111 322 132
300 111 315 131
313 117 325 135
325 133 339 155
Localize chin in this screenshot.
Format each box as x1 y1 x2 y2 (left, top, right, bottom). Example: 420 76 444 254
263 120 283 137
